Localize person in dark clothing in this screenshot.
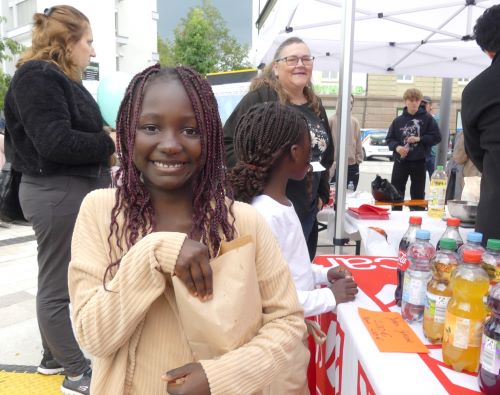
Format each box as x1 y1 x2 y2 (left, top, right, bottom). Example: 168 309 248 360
386 88 441 211
421 96 440 178
224 37 334 260
4 6 115 394
462 4 500 245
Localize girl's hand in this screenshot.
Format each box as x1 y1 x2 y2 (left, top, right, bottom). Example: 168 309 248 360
162 362 210 395
327 266 352 282
174 239 212 301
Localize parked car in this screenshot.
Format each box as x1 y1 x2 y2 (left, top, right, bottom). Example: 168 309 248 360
360 128 386 141
362 131 393 160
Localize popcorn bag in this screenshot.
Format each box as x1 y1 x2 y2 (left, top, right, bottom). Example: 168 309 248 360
172 235 263 360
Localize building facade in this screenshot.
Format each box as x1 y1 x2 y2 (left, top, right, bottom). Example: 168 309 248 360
1 0 158 95
318 73 469 134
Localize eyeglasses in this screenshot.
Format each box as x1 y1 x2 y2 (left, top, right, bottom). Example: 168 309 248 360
275 55 315 67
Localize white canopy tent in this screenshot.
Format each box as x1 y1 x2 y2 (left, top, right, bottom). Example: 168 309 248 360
254 0 495 78
252 0 496 251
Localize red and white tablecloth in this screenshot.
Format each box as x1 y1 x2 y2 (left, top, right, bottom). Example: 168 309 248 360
308 255 483 395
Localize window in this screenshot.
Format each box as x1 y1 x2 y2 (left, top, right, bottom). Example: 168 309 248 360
396 107 404 116
396 75 413 83
321 70 339 81
152 11 159 21
16 0 36 28
457 77 471 85
152 52 159 62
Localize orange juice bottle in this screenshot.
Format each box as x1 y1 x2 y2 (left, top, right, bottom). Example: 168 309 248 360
423 238 458 343
443 250 490 372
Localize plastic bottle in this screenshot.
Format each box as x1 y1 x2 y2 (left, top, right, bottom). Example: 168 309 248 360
437 218 463 251
443 250 490 373
347 180 355 193
401 229 435 323
482 239 500 286
423 238 458 343
395 216 422 306
458 232 486 261
428 165 447 218
479 283 500 394
328 182 336 207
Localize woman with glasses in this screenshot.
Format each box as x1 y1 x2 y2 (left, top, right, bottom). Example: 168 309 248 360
224 37 333 260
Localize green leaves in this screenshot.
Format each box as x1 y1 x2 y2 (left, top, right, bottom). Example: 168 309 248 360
0 17 23 110
158 0 250 74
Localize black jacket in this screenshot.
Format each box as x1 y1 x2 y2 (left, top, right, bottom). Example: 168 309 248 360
223 84 334 222
4 60 115 177
386 107 441 161
462 52 500 243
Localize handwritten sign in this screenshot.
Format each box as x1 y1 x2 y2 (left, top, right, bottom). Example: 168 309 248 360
358 308 429 353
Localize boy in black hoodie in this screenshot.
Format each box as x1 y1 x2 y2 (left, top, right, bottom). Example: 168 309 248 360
386 88 441 210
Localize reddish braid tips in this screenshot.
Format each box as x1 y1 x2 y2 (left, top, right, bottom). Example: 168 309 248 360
105 64 234 283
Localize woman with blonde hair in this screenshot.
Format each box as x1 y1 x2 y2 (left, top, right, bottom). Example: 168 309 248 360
224 37 334 260
4 6 114 394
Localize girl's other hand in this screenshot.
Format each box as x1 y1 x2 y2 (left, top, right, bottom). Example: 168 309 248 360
162 362 210 395
174 239 212 301
327 266 352 282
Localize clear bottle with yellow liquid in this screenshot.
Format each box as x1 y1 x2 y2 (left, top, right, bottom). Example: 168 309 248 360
423 238 458 343
443 249 490 372
428 165 447 218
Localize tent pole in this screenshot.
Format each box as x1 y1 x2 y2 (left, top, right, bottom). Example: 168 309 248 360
436 78 453 167
333 0 355 254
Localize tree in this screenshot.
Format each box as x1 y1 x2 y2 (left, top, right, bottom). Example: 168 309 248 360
158 0 250 74
0 17 23 110
157 35 174 67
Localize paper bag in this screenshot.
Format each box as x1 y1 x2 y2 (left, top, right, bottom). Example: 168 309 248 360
461 176 481 202
173 235 263 361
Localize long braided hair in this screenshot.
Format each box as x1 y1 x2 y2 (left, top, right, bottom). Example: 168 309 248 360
228 102 310 203
106 64 234 281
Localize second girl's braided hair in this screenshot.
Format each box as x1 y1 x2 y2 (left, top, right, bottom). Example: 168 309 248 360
106 64 234 282
228 102 309 203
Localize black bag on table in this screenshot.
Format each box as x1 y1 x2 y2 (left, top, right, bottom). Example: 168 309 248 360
371 174 404 202
0 162 25 222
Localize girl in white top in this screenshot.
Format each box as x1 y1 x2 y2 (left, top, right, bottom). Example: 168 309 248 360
229 102 358 317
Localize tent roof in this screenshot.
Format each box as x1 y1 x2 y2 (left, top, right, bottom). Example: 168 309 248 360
253 0 497 78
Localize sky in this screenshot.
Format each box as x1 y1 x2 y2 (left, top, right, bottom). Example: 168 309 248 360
157 0 252 45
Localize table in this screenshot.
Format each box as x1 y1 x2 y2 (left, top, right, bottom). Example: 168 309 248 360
374 199 428 207
309 255 483 395
343 211 471 256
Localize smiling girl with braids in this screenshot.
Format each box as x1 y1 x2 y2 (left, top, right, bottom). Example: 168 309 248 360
229 102 358 393
67 65 305 395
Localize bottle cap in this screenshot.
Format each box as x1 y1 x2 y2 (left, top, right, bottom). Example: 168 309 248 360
436 165 444 171
486 239 500 251
462 249 482 264
439 238 457 250
467 232 483 243
447 218 461 227
416 229 431 240
409 216 422 225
